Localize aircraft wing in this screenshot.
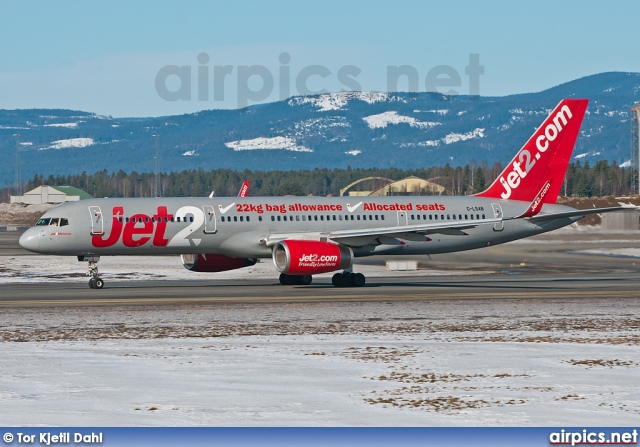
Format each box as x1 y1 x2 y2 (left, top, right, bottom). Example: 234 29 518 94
264 217 501 248
527 205 638 224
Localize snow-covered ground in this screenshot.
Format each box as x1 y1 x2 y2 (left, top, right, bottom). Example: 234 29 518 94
0 298 638 426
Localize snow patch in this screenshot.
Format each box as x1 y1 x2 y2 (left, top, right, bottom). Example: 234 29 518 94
289 92 401 112
225 136 312 152
345 149 362 156
43 138 95 150
362 111 440 129
620 160 632 168
44 122 79 128
574 152 588 159
442 128 485 144
182 150 198 156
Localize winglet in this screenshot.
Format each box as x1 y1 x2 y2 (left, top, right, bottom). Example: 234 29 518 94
476 99 588 204
238 180 250 197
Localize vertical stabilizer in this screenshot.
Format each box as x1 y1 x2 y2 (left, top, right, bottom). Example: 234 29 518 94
476 99 588 204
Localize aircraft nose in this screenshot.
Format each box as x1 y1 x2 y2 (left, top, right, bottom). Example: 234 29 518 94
19 228 40 252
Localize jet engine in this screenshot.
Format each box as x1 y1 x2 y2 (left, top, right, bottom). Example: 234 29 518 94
272 240 353 275
181 253 257 272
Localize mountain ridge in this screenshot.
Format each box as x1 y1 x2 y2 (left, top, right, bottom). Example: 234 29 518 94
1 72 639 186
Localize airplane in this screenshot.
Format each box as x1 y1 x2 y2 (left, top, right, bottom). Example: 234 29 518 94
19 98 636 289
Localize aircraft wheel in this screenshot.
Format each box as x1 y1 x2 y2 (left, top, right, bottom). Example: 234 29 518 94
88 278 95 289
279 273 298 285
331 273 350 287
351 273 366 287
298 275 312 285
94 278 104 289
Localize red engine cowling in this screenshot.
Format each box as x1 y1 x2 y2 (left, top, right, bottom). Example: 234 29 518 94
272 240 353 275
181 254 257 272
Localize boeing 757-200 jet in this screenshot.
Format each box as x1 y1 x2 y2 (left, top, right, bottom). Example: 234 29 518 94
19 99 635 289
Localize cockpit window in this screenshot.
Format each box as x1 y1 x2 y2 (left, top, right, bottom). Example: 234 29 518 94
35 217 69 227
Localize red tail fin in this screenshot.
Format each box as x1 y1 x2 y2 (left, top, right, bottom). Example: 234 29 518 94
476 99 588 204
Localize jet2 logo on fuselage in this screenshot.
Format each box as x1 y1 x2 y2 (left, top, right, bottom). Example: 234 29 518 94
91 206 204 248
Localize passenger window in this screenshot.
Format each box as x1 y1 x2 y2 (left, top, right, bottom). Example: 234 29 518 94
271 216 275 221
302 215 306 221
240 216 244 222
482 214 486 219
375 215 379 220
381 215 385 221
476 214 480 220
277 216 281 221
247 216 250 222
233 216 237 222
435 215 438 220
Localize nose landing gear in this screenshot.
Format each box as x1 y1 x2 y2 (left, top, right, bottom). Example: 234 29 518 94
80 255 104 289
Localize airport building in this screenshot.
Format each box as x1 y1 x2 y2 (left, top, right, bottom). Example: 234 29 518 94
10 185 92 205
341 176 445 196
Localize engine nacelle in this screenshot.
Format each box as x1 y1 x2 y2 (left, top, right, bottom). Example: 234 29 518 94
272 240 353 275
181 253 257 272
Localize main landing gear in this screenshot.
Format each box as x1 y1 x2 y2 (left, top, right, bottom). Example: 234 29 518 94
80 255 104 289
331 271 366 288
279 273 313 285
278 271 366 287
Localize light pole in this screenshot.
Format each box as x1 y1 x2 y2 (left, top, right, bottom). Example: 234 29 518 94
13 134 21 196
152 134 160 197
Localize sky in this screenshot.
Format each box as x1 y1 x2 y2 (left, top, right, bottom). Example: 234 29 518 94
1 0 639 117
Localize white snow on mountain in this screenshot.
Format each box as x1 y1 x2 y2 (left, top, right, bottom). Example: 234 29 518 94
182 150 198 156
345 149 362 156
574 152 588 159
225 136 312 152
442 128 485 144
42 138 95 150
44 122 79 128
362 111 440 130
286 117 350 141
289 91 401 112
620 160 632 168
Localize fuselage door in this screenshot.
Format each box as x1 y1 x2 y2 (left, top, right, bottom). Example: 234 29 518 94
203 205 217 234
397 211 408 226
491 203 504 231
88 206 104 236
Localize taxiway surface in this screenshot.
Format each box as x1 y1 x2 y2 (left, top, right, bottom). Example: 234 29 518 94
2 228 640 306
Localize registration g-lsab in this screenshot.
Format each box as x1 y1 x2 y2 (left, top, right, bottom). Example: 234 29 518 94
19 99 636 289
